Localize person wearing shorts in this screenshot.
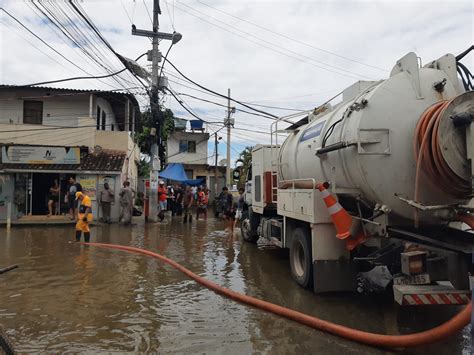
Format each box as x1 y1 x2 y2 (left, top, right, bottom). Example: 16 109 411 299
158 181 167 221
234 187 245 229
75 192 92 242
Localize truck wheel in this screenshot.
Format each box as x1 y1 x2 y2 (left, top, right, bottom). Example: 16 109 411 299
241 210 259 243
290 228 313 289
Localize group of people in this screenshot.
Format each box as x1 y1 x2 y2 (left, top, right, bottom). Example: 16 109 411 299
156 181 245 232
157 181 210 223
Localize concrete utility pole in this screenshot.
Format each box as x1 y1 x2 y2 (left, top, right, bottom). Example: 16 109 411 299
214 133 219 198
225 88 233 188
132 0 182 222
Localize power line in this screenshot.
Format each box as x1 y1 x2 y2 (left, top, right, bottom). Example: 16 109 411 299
143 0 154 26
175 92 279 119
164 59 279 119
171 1 371 80
196 0 387 73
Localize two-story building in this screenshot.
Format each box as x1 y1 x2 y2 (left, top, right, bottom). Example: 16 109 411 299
166 119 226 200
0 85 141 222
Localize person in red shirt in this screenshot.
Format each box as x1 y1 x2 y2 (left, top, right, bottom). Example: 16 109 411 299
157 181 167 221
196 187 209 220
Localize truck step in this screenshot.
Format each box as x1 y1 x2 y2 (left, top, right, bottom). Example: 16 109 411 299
393 284 471 305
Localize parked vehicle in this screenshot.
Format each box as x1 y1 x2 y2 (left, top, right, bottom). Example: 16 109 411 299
240 50 474 305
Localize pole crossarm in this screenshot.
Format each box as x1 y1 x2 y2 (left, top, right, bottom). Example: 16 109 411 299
132 27 182 44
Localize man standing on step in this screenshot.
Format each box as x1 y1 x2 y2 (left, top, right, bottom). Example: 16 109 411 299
75 191 92 242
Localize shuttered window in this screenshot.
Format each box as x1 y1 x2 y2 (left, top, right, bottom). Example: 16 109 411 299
23 101 43 124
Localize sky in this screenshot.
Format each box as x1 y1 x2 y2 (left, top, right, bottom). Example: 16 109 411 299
0 0 472 165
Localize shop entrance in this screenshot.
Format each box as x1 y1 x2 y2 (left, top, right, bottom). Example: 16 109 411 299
32 173 60 215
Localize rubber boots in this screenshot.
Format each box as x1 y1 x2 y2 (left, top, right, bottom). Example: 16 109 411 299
183 214 188 223
84 232 90 243
75 231 82 242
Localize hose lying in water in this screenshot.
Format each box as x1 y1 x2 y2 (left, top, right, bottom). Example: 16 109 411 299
84 242 472 349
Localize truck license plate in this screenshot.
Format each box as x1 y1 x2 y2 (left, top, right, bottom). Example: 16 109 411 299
393 274 430 285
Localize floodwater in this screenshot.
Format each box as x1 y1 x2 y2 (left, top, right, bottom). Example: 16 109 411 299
0 216 471 354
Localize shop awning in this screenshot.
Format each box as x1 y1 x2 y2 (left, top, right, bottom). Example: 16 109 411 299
159 163 205 186
0 145 126 174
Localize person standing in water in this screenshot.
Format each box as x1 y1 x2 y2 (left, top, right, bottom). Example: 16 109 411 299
75 192 92 242
183 186 194 223
119 181 134 225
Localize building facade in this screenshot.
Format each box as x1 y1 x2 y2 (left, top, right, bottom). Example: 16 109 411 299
166 121 226 200
0 85 141 222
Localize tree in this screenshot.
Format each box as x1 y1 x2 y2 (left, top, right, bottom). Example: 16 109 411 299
135 108 175 156
236 146 253 186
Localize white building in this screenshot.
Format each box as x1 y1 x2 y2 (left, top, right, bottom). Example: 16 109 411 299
0 85 141 222
166 120 226 200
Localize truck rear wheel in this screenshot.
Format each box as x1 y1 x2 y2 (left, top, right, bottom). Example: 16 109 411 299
241 210 259 243
290 228 313 289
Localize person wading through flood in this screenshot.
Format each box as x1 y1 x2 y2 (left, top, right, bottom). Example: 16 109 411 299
234 187 245 229
183 185 194 223
157 181 168 222
174 184 184 216
222 187 235 232
75 191 92 242
119 181 133 225
66 177 82 220
99 182 114 223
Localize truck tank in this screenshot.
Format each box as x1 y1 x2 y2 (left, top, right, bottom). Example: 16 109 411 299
278 52 473 224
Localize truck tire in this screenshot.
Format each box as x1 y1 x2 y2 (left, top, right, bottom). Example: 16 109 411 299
290 227 313 289
241 210 259 243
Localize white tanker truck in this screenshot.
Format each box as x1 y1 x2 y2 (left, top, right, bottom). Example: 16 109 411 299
240 49 474 305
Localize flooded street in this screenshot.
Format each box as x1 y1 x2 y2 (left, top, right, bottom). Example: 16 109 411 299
0 217 471 354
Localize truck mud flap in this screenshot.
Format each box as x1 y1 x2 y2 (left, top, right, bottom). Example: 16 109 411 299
313 260 357 293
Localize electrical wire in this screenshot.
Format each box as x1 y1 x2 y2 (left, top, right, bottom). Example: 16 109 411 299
164 59 278 119
171 1 372 80
175 93 279 120
196 0 387 72
143 0 154 26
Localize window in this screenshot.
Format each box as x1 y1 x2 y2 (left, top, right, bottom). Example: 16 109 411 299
101 111 106 131
187 140 196 153
23 101 43 124
96 106 101 130
179 140 197 153
254 175 261 202
185 169 193 179
179 140 187 153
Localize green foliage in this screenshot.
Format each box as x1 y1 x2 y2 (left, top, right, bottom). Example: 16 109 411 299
237 146 253 186
137 157 151 178
135 108 175 155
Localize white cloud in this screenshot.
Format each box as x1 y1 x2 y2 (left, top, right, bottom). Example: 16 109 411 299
1 0 472 161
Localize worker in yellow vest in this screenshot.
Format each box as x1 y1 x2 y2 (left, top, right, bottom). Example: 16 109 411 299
75 192 93 242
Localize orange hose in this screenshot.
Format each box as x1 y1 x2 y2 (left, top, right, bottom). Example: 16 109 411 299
414 100 470 200
84 242 472 349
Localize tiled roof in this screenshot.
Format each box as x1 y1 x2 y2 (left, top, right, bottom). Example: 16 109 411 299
0 148 126 173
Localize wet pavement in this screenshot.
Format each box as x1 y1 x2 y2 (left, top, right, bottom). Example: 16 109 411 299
0 216 471 353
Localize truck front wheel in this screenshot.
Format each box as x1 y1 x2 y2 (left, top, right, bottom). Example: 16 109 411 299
241 210 259 243
290 228 313 289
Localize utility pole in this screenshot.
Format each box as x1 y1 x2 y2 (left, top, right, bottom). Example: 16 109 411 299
225 88 234 188
214 133 219 198
132 0 182 222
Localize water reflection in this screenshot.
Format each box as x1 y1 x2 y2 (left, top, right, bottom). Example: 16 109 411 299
0 218 470 353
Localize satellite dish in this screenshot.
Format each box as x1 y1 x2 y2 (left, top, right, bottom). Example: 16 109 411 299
219 159 227 166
